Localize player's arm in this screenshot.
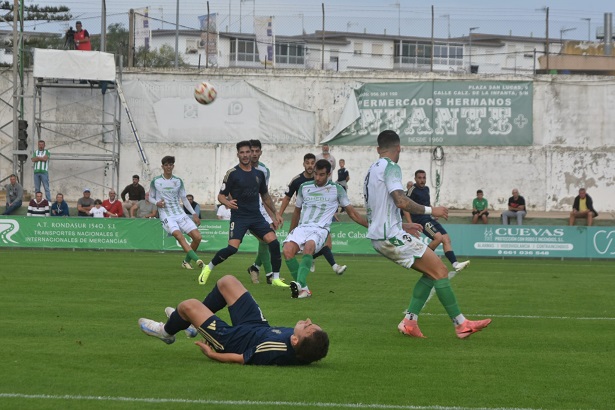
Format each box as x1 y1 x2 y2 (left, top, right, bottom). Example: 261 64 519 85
277 195 291 219
218 193 237 210
391 190 448 219
344 204 368 228
261 192 282 228
289 205 301 231
180 195 200 226
195 341 245 364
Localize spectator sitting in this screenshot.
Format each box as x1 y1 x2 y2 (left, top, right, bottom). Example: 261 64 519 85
216 203 231 220
50 193 70 217
471 189 489 224
121 175 146 217
184 194 201 220
77 188 95 217
27 191 50 217
501 188 526 225
102 189 123 218
569 188 598 226
2 174 23 215
130 192 158 218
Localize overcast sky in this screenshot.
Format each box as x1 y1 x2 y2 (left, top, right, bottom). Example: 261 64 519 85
18 0 615 40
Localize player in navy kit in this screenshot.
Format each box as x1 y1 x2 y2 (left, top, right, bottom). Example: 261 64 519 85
139 275 329 365
199 141 284 286
404 169 470 273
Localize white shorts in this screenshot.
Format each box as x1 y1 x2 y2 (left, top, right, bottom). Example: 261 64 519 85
162 214 198 236
371 232 428 269
283 225 328 253
259 202 273 225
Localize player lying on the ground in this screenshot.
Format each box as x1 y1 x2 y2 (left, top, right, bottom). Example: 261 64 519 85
139 275 329 365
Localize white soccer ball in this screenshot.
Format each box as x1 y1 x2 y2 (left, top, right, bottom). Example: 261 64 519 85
194 81 217 105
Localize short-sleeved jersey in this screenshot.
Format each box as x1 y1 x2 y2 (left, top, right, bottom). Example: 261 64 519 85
284 172 314 198
508 195 526 208
220 165 267 218
149 175 189 220
407 184 431 221
255 161 270 212
364 157 405 240
295 180 349 230
473 197 488 211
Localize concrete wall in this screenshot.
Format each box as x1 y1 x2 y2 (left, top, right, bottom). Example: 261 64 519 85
1 69 613 213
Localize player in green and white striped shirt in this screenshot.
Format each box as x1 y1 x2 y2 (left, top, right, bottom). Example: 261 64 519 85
283 159 367 299
149 156 204 271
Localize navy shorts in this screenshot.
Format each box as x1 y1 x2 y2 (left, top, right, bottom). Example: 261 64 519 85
414 216 447 240
229 214 274 242
198 292 269 353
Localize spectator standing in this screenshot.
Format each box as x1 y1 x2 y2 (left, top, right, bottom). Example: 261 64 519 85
27 191 50 217
184 194 201 220
77 188 95 217
501 188 526 225
32 140 51 201
471 189 489 224
2 174 23 215
216 203 231 220
74 21 91 51
315 144 336 180
50 193 70 217
121 175 146 217
130 192 158 218
569 188 598 226
102 189 123 218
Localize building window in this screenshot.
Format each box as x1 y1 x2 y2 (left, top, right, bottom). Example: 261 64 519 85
371 43 383 57
230 39 258 62
396 41 463 66
354 42 363 55
275 42 305 64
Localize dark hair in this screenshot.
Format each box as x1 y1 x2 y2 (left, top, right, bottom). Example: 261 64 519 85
315 159 331 173
304 153 316 161
94 199 102 205
186 194 194 200
477 189 483 194
236 140 251 151
415 169 426 177
132 174 140 179
294 329 329 364
35 191 42 195
377 130 400 149
249 139 262 149
38 140 45 144
161 156 175 165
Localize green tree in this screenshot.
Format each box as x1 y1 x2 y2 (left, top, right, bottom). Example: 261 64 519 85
90 22 129 64
134 44 188 68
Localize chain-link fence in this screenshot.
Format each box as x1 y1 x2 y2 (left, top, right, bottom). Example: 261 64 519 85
9 3 614 75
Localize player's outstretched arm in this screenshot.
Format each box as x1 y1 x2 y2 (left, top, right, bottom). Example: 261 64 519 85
344 204 368 228
195 341 245 364
391 190 448 220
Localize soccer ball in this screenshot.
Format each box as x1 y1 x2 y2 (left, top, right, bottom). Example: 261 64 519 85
194 81 217 105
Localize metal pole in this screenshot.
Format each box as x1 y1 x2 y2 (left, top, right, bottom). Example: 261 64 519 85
174 0 179 68
128 9 134 67
206 1 210 68
430 6 434 73
239 0 242 33
545 7 549 71
101 0 106 51
321 3 325 70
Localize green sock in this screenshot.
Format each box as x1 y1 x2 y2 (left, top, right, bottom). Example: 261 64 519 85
285 257 299 281
434 278 462 319
297 255 313 288
408 276 435 314
185 250 198 263
258 241 272 273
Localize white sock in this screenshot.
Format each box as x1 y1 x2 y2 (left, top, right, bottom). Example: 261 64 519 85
405 313 418 321
272 272 279 280
207 262 214 270
332 263 339 270
452 261 459 268
453 314 466 326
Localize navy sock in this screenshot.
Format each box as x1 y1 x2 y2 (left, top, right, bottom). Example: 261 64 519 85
211 245 238 266
267 239 282 272
444 251 457 265
164 309 191 335
202 283 227 313
314 246 336 266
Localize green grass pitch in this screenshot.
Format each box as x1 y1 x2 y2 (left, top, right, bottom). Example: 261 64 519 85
0 249 613 409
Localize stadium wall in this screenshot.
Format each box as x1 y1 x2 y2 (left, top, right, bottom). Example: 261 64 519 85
1 70 613 213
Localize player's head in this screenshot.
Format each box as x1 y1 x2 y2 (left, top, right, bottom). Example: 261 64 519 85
303 153 316 177
291 318 329 365
161 156 175 174
249 139 262 164
314 159 331 186
377 130 401 161
161 156 175 165
477 189 484 198
414 169 426 188
236 140 252 165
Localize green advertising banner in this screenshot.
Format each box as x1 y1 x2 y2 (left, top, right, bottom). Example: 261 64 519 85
326 81 533 146
1 217 613 259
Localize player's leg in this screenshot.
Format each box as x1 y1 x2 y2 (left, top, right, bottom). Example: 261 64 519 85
424 222 442 251
200 218 247 285
296 239 316 289
180 216 203 269
313 234 346 274
440 233 469 272
283 240 301 281
262 231 285 286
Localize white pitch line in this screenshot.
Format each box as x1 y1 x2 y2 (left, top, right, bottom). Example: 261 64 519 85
421 313 615 321
0 393 539 410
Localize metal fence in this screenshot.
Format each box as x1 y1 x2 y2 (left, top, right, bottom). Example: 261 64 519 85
11 3 614 75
